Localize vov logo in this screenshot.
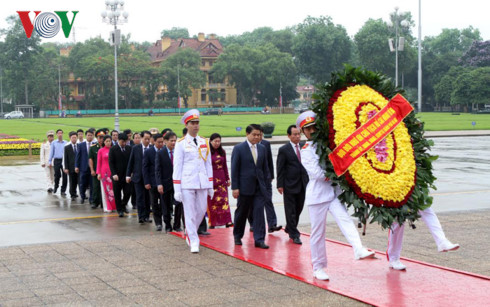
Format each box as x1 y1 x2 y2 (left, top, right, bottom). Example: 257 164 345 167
17 11 79 39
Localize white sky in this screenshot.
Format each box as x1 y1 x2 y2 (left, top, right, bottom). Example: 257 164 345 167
1 0 488 44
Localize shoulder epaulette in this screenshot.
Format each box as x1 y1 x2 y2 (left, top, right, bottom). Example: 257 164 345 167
91 143 97 147
178 136 185 142
302 143 309 150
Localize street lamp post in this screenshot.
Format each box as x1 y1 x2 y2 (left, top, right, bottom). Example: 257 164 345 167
101 0 128 132
389 7 408 88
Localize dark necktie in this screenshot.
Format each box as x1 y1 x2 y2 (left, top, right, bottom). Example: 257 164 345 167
193 138 198 146
144 147 147 155
295 144 301 162
73 144 77 154
170 150 173 164
121 147 125 152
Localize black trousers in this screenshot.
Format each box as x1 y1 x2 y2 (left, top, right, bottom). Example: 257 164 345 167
53 159 67 192
173 200 184 229
91 175 101 206
248 182 277 228
68 172 78 198
130 181 136 208
149 186 161 223
155 189 173 229
134 181 150 220
112 179 130 213
79 170 93 202
234 193 266 243
198 217 207 233
283 187 305 239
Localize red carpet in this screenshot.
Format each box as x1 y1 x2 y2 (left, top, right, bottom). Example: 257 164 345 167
172 228 490 306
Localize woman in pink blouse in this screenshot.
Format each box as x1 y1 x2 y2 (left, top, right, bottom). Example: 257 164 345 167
207 133 233 228
97 135 116 212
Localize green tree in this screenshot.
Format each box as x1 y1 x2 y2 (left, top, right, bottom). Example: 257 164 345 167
354 19 393 75
0 16 42 106
118 50 154 109
422 27 481 105
212 43 297 106
220 27 295 54
451 67 490 110
160 48 206 108
292 16 351 84
160 27 190 39
434 66 469 105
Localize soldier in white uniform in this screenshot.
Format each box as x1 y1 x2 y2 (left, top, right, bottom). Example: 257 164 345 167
41 130 55 193
387 207 459 270
173 109 214 253
297 111 374 281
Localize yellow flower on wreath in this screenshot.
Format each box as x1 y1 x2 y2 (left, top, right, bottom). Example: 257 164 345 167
331 85 416 204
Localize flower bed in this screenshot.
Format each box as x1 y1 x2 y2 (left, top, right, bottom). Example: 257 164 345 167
0 134 41 156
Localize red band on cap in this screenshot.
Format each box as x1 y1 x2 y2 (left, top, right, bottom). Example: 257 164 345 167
184 114 199 124
300 116 315 129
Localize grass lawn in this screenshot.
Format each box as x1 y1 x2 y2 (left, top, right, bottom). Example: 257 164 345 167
1 112 489 141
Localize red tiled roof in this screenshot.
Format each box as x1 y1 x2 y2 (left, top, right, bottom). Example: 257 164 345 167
147 38 223 63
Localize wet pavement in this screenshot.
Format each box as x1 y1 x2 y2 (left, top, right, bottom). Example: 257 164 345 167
0 136 489 306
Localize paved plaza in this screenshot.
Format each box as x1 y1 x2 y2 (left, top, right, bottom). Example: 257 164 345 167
0 135 489 306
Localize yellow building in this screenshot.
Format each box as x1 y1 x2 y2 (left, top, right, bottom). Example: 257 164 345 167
147 33 237 108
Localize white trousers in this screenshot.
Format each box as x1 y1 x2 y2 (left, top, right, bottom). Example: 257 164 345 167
182 189 208 249
387 207 449 261
100 182 109 213
44 166 54 190
308 198 364 271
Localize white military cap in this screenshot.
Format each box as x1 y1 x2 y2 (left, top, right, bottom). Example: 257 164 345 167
296 110 317 129
181 109 200 125
46 130 55 137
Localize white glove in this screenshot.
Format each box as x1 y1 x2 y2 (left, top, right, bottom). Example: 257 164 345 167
174 192 182 202
208 188 214 200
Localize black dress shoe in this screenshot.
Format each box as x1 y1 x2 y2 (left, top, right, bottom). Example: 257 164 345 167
144 218 152 223
173 227 183 232
61 192 66 196
268 225 283 233
198 231 211 236
254 242 269 249
209 226 215 229
226 223 234 228
156 225 163 231
118 212 124 217
292 237 302 245
53 187 58 193
165 227 172 233
124 209 129 213
80 198 85 204
71 196 76 201
91 204 98 209
139 219 145 224
234 238 242 245
47 188 53 193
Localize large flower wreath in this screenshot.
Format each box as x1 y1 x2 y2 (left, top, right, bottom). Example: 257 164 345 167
312 66 438 230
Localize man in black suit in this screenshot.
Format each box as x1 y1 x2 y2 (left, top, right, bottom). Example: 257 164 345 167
75 129 95 204
64 131 79 201
126 130 152 223
155 131 178 232
276 124 309 244
144 133 164 226
109 132 132 217
248 131 282 233
231 124 271 249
